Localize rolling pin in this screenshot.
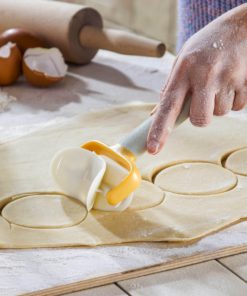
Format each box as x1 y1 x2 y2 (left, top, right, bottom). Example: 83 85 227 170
0 0 166 64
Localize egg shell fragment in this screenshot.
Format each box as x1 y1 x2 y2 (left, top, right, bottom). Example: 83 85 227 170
0 42 22 86
23 47 68 87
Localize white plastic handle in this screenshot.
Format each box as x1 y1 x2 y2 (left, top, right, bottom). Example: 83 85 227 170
120 99 191 155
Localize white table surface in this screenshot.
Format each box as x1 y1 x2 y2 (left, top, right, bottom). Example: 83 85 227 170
0 50 171 140
0 50 246 296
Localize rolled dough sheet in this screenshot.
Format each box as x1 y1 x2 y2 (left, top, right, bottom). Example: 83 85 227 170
0 104 247 248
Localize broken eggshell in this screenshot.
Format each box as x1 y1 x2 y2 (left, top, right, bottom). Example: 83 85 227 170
0 28 45 54
0 42 22 86
23 47 68 87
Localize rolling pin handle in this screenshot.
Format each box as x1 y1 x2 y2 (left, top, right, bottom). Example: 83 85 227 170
79 26 166 58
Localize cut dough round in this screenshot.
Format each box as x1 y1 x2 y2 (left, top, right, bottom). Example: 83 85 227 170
128 180 165 211
2 194 87 228
154 162 237 195
225 148 247 176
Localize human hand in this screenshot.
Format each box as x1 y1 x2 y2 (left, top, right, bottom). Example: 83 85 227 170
147 4 247 154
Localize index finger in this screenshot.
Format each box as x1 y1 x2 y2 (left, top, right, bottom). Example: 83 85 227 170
147 79 189 154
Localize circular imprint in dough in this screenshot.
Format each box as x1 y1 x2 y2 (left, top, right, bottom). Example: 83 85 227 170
154 162 237 195
1 194 87 229
128 180 165 211
225 148 247 176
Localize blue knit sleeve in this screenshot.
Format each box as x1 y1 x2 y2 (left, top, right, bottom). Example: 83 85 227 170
177 0 247 52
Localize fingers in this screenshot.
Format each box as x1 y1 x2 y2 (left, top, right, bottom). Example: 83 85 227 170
190 87 215 127
149 83 246 155
214 89 235 115
214 88 247 113
151 57 181 116
147 82 188 154
232 89 247 111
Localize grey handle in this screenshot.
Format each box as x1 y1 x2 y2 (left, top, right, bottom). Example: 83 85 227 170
120 99 191 155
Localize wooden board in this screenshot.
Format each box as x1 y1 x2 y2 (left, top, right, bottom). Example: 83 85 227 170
24 244 247 295
65 284 126 296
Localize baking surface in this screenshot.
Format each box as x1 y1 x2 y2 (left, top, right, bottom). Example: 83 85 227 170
0 50 246 295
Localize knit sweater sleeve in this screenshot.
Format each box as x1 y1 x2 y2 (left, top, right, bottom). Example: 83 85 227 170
177 0 247 52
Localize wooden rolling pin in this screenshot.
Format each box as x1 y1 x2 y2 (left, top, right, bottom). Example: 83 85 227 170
0 0 166 64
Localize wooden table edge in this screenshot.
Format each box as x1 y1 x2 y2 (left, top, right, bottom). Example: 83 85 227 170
23 244 247 296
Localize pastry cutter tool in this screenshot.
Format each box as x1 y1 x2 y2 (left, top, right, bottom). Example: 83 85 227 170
51 101 190 210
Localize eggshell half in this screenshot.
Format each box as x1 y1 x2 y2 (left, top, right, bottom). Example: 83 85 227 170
0 42 22 86
23 47 67 87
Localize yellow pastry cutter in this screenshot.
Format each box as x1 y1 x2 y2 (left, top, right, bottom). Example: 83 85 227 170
81 101 190 206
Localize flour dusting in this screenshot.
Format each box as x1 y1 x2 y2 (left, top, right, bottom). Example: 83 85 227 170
0 90 17 111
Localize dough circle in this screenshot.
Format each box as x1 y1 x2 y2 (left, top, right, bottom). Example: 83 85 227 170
2 194 87 228
128 180 165 211
154 162 237 195
225 147 247 176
